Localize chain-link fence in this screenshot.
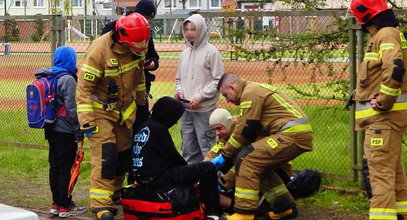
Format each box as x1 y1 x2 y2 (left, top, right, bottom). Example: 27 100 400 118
1 10 406 185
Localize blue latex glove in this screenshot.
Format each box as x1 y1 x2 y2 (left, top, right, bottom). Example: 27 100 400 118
211 154 226 170
82 126 98 138
84 130 94 138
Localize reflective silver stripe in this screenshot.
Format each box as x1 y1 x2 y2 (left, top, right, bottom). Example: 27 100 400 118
279 118 309 131
356 94 407 111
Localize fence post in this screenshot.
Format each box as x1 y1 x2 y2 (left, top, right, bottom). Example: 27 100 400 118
50 14 65 64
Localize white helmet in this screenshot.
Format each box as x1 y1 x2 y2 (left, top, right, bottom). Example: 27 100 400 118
209 108 233 132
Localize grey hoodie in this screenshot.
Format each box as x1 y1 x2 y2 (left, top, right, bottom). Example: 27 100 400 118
175 14 224 112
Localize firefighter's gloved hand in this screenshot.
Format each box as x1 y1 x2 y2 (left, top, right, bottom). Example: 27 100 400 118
345 91 355 111
82 126 98 138
211 154 227 170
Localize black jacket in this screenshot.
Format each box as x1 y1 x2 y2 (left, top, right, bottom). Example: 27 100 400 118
131 97 186 182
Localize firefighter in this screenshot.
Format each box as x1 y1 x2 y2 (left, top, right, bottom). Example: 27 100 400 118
75 13 150 220
348 0 407 219
211 72 313 220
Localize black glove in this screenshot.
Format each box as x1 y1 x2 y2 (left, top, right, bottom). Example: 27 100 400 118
74 130 84 142
345 91 355 111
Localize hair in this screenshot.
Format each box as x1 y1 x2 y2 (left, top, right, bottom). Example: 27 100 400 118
217 72 240 91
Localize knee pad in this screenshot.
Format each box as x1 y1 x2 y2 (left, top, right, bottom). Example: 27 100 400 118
101 142 117 180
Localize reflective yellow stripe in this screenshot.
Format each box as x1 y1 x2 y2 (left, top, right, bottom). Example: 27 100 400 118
91 101 120 114
228 136 242 149
281 123 313 133
369 208 397 220
380 84 401 96
81 64 102 77
396 201 407 213
355 102 407 119
77 104 94 112
240 101 252 109
400 32 407 49
260 84 278 92
235 187 259 200
230 166 235 173
364 52 379 61
264 184 289 202
105 59 141 76
89 188 113 200
122 101 136 121
135 83 146 92
272 93 302 118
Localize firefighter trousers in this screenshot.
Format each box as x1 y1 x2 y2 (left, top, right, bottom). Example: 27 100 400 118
233 132 311 213
88 117 132 214
364 123 407 220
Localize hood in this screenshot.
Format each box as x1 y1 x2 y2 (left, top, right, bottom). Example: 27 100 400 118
362 9 399 32
49 46 77 75
183 14 209 49
151 96 185 128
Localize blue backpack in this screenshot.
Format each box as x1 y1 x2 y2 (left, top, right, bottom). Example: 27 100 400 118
26 72 68 129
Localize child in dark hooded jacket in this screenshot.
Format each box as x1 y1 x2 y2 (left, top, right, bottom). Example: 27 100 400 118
130 96 221 220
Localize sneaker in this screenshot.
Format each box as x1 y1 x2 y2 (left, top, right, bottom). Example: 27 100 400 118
58 203 87 218
268 206 298 219
96 210 114 220
49 204 59 216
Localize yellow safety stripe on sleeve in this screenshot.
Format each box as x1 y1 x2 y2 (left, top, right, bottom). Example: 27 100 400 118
272 93 302 118
89 188 113 200
260 84 278 92
240 101 252 109
369 208 397 220
235 187 259 200
81 64 102 77
77 104 94 112
135 83 146 92
91 101 120 114
227 136 242 149
230 166 235 173
396 201 407 213
364 52 379 61
355 102 407 119
122 101 137 121
378 43 394 59
281 123 313 133
380 84 401 96
263 184 289 202
400 32 407 49
105 59 142 76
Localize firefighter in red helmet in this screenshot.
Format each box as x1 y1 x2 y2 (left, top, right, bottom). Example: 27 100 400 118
76 13 150 220
348 1 407 219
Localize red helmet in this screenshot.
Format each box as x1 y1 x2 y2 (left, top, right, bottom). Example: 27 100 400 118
115 13 150 52
348 0 389 24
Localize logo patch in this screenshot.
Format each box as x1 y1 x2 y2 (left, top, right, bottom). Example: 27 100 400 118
84 73 96 81
267 138 278 149
370 138 384 146
110 58 118 65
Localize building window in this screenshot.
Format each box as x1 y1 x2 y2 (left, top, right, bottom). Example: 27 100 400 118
102 2 112 10
210 0 222 8
189 0 201 8
72 0 83 7
164 0 176 8
13 0 26 7
34 0 44 7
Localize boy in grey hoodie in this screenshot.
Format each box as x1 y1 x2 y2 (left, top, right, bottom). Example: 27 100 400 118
175 14 224 163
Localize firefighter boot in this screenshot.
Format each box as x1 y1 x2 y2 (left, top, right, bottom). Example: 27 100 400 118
226 213 255 220
268 206 298 219
96 210 114 220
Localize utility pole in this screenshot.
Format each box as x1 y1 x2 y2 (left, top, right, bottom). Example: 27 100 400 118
4 0 8 44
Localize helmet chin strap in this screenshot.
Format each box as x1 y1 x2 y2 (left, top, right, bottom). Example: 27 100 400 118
130 47 146 56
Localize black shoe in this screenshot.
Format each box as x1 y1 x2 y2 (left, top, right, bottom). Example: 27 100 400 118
58 203 87 218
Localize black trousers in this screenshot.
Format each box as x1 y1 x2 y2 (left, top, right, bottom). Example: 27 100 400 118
152 162 220 212
45 130 77 207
